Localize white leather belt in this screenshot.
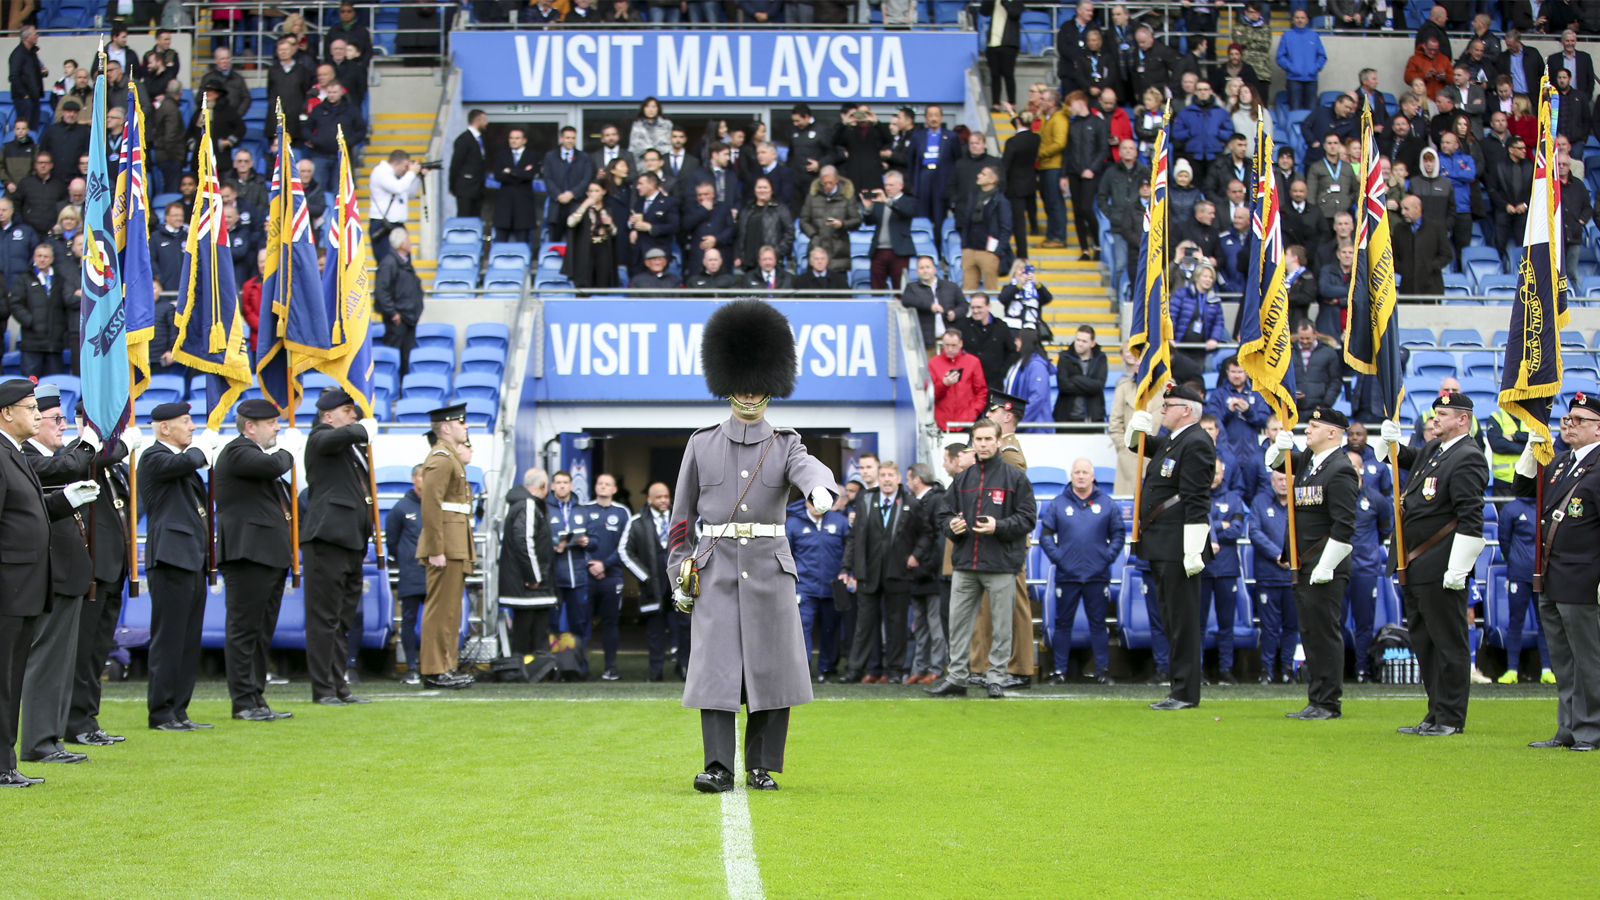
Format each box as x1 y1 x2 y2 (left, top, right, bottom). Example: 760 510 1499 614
704 523 782 538
441 502 472 514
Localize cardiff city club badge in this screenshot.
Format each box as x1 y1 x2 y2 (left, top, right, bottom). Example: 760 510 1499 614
1422 477 1437 500
1160 458 1176 477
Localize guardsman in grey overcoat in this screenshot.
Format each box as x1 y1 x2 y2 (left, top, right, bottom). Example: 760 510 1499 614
669 300 839 794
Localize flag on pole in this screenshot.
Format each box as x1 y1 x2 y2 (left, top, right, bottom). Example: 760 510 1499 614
115 81 156 402
255 104 323 413
308 126 375 416
78 55 129 444
172 102 252 431
1237 117 1299 429
1341 100 1404 423
1127 103 1172 411
1498 77 1568 464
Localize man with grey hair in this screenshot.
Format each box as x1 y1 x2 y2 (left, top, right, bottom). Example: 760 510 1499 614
374 225 423 376
499 467 555 671
799 164 860 272
904 462 948 683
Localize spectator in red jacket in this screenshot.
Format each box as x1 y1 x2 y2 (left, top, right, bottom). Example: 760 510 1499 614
930 327 988 430
240 248 265 351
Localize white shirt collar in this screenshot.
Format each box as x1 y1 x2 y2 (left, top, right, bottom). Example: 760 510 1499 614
1438 433 1467 454
0 430 19 451
1572 441 1599 464
1170 422 1196 439
159 439 188 456
1310 445 1340 471
26 437 52 456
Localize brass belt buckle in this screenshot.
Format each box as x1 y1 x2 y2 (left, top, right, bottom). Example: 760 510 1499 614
734 523 753 539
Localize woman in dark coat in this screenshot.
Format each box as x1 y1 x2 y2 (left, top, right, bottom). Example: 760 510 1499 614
1000 118 1040 259
600 158 635 266
1061 91 1109 260
979 0 1024 109
561 180 621 291
734 176 793 270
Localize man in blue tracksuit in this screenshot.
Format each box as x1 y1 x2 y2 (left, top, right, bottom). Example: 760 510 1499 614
1497 480 1552 684
547 470 593 675
1200 414 1250 500
1344 450 1393 683
785 495 851 679
584 473 630 682
1203 459 1246 684
1250 469 1300 682
1204 356 1271 470
1039 458 1125 684
384 465 427 684
1346 421 1394 497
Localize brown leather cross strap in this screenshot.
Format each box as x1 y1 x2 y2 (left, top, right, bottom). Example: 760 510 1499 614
1537 475 1589 578
1406 519 1458 565
1144 494 1181 525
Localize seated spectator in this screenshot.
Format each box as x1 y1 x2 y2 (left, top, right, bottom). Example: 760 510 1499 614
1217 206 1251 289
686 247 738 290
561 180 621 291
1220 178 1249 225
1300 94 1358 166
733 177 792 271
794 246 849 293
900 255 967 349
1289 320 1343 413
929 328 987 431
1316 241 1355 339
741 244 795 293
1168 159 1204 229
679 179 735 277
996 259 1051 335
1283 245 1319 325
1052 325 1107 423
1174 200 1222 262
799 165 858 273
1203 134 1252 205
631 247 682 290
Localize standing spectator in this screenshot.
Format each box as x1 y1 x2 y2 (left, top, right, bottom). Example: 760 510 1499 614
1440 65 1487 133
367 150 421 265
950 130 1001 233
980 0 1024 109
143 30 182 98
147 81 184 195
1169 263 1228 371
1053 325 1107 423
329 39 369 108
1061 91 1109 261
929 329 987 431
1276 8 1326 111
1391 190 1454 297
10 243 69 377
1496 479 1551 684
1 118 36 192
840 462 926 684
8 25 44 133
786 104 835 208
1213 43 1266 102
449 109 489 219
1053 1 1100 94
1315 242 1354 345
793 246 848 293
1558 158 1593 282
537 126 592 243
799 166 859 273
1040 457 1124 684
627 172 679 269
1204 356 1269 461
902 463 948 684
301 81 362 198
687 141 741 207
958 292 1015 391
733 177 792 270
680 179 735 278
1406 37 1454 100
224 148 268 212
1552 69 1592 152
1097 139 1148 277
204 47 251 120
1300 94 1359 167
745 141 795 208
1290 320 1343 414
832 103 887 195
266 36 314 146
1201 458 1246 684
151 202 186 295
588 123 636 176
908 104 960 243
1306 134 1358 223
628 97 672 159
1547 28 1595 101
1280 180 1328 251
1172 79 1230 177
1495 29 1544 97
960 165 1011 292
1250 470 1299 683
1218 206 1251 289
900 255 966 349
325 1 373 58
861 169 915 290
1128 26 1176 102
1002 332 1052 433
0 198 36 289
996 258 1051 334
1232 2 1272 81
374 228 423 377
1035 88 1070 250
560 181 620 291
39 101 89 186
1074 29 1121 102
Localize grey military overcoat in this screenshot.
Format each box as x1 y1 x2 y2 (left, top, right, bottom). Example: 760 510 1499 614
669 414 838 713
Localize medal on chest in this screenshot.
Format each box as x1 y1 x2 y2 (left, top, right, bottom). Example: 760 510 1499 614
1421 477 1437 501
1160 458 1176 478
1294 486 1324 507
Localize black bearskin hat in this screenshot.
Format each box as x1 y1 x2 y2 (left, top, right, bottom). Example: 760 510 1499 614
701 300 796 399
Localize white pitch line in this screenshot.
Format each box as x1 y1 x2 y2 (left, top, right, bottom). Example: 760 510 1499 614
721 726 765 900
98 693 1552 703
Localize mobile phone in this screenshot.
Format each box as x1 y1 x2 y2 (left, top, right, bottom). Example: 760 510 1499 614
951 368 962 381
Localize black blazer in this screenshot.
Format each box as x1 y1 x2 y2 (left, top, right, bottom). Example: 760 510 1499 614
214 434 294 569
86 440 131 587
449 129 488 201
860 192 918 257
679 200 737 265
300 422 373 551
1547 50 1595 100
742 267 796 292
1391 436 1489 582
844 487 929 593
1132 423 1216 563
792 268 850 293
1517 449 1600 605
1291 341 1344 409
1272 447 1359 575
630 190 680 260
1001 129 1041 198
684 166 742 208
139 441 209 573
622 506 670 610
1390 214 1454 296
22 438 94 598
1493 46 1544 94
589 147 637 178
0 436 75 616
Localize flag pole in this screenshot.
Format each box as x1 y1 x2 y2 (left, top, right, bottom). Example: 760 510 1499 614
290 369 302 588
1390 434 1408 585
1285 442 1299 582
127 360 140 595
1532 463 1545 592
1131 432 1146 542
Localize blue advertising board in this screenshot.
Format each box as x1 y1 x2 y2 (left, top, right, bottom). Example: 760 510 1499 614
453 31 973 104
532 299 896 403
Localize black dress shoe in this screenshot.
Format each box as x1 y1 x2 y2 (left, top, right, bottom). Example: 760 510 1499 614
1000 674 1031 690
71 731 117 746
1044 672 1068 685
694 765 735 793
316 696 347 705
1217 672 1238 685
340 695 373 704
648 673 665 682
422 674 467 690
1417 724 1462 736
836 671 862 684
923 679 968 697
233 707 277 722
268 708 294 720
966 674 987 688
1572 742 1597 752
25 749 88 763
1396 723 1426 735
1094 671 1117 685
0 769 38 787
746 768 779 790
986 682 1006 698
1529 739 1572 748
182 720 214 729
1150 698 1198 710
1292 705 1341 720
152 720 196 731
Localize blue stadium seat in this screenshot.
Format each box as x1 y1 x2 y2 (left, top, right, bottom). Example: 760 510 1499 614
294 395 320 426
1477 273 1517 298
432 278 475 298
144 374 187 404
375 465 413 496
487 242 532 269
1439 329 1483 347
302 372 338 391
1409 350 1458 378
399 373 449 404
1457 376 1498 410
452 372 501 403
464 322 510 352
372 345 401 385
1396 327 1434 347
393 397 434 422
459 346 507 377
1461 351 1498 380
1564 352 1600 381
441 216 483 245
407 347 456 382
1118 566 1153 650
463 397 497 428
414 323 456 350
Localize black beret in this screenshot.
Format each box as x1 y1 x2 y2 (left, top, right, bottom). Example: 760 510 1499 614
237 398 279 420
0 378 34 407
59 99 80 112
1307 406 1348 429
429 403 467 423
34 383 60 411
1570 391 1599 415
150 401 191 421
1164 382 1204 404
1433 391 1473 412
315 388 354 411
987 389 1027 419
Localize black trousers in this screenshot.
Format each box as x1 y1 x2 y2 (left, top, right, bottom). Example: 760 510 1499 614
146 564 207 727
985 45 1018 107
848 587 910 677
1402 580 1471 730
221 561 287 714
66 584 122 738
455 194 484 218
383 321 418 379
1065 172 1098 251
1295 573 1349 712
507 605 551 657
1008 190 1033 259
0 614 38 769
702 706 790 773
303 540 366 702
1151 560 1204 705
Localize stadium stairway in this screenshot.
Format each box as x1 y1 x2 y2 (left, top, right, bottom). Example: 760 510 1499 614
990 110 1121 366
359 112 437 288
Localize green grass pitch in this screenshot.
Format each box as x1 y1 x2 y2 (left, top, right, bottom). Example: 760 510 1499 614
7 680 1595 899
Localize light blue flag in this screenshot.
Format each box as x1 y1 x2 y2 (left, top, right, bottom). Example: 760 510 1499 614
78 61 129 444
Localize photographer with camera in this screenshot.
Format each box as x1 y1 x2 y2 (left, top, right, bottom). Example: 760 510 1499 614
368 149 430 264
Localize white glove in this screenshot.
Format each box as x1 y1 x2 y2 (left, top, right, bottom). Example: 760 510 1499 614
809 486 833 512
1442 534 1487 591
1182 522 1208 577
1371 418 1402 463
1514 432 1546 480
277 426 304 458
77 426 102 451
358 417 379 444
190 430 218 468
1310 539 1352 585
673 588 695 614
121 425 142 455
1265 429 1296 469
63 480 101 508
1125 409 1156 449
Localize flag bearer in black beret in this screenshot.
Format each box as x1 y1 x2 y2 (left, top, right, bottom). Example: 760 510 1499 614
1516 392 1600 752
214 399 297 722
669 300 839 794
141 401 218 732
1266 406 1359 720
300 388 378 705
417 403 475 690
1372 391 1489 737
0 380 99 787
1124 382 1216 710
